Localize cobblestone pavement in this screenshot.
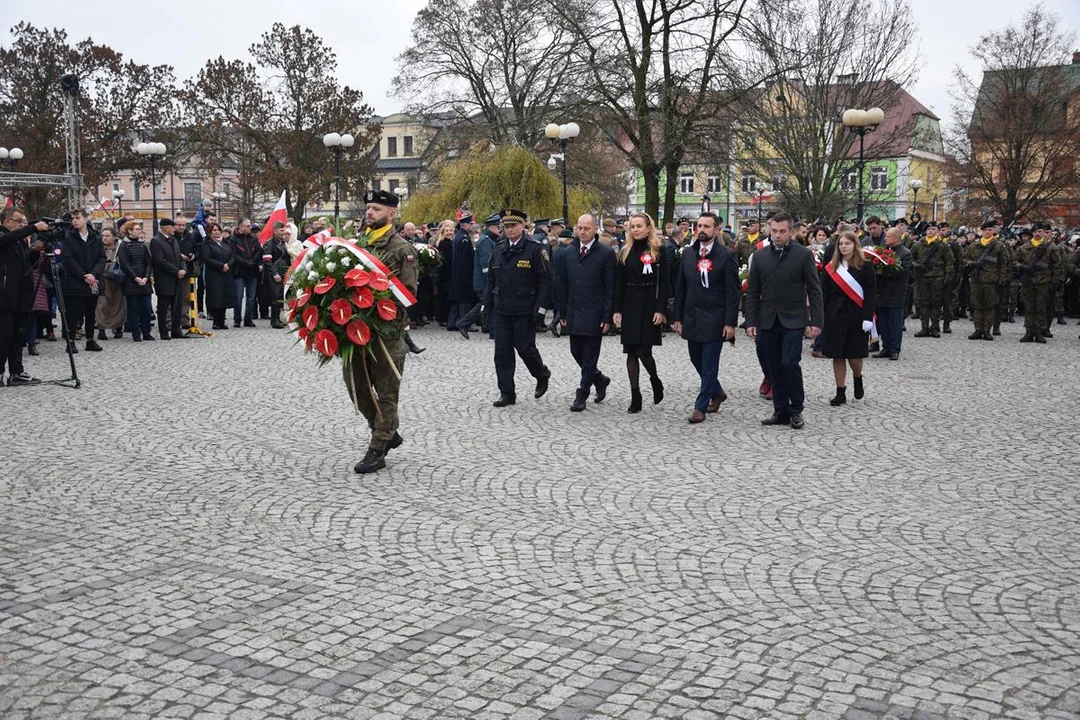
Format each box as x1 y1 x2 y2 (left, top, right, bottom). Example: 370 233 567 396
2 313 1079 720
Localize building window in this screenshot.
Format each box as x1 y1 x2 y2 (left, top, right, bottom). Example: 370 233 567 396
771 174 786 191
706 175 723 193
740 174 757 193
387 137 398 157
372 179 381 191
133 184 142 202
679 174 695 194
840 170 858 192
403 136 414 156
111 180 120 193
222 181 231 197
183 182 201 211
870 166 889 191
743 134 756 151
388 179 400 193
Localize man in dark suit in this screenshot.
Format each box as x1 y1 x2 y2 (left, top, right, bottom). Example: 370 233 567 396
447 213 476 332
556 214 615 412
484 209 552 407
672 212 741 424
745 211 824 429
149 218 188 340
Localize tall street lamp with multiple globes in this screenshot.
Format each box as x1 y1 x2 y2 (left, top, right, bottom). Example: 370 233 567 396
322 132 355 231
212 191 226 219
1 147 25 204
112 188 125 216
393 186 409 208
544 122 580 223
909 178 923 217
135 141 167 233
841 107 884 225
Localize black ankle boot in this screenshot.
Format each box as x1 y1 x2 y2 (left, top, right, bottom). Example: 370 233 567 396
627 388 643 414
853 376 864 399
830 387 847 406
650 376 664 404
404 331 425 354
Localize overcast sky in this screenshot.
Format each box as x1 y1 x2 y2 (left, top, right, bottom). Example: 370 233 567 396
2 0 1078 131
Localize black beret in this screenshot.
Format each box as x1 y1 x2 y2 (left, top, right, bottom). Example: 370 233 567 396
559 228 573 238
979 220 997 230
159 218 175 227
363 189 399 208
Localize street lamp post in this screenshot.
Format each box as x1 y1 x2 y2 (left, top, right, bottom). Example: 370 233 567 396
909 178 923 218
700 193 711 214
393 186 408 209
756 187 766 225
322 132 355 231
544 122 580 222
212 191 226 220
1 147 24 204
112 188 125 216
841 107 885 225
135 141 167 233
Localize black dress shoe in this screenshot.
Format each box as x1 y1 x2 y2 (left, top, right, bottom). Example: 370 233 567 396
570 390 588 412
594 374 610 403
789 413 805 429
888 352 899 360
761 413 791 426
85 340 103 352
244 321 257 328
233 321 241 328
353 448 386 474
459 326 470 339
493 394 516 407
387 432 404 451
873 350 891 358
172 333 190 339
534 372 550 399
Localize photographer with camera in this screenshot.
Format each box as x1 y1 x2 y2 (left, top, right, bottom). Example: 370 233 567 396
1 207 52 385
60 209 107 353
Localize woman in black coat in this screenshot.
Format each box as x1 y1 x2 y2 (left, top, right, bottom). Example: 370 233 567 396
116 222 155 342
434 221 454 325
201 223 235 329
821 231 876 405
613 213 669 413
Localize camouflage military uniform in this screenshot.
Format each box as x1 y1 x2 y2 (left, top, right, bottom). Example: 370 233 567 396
1014 237 1060 342
964 235 1008 340
993 240 1015 335
910 236 954 337
342 228 419 452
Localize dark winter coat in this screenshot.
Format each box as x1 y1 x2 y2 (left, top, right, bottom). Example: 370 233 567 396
116 238 154 296
673 240 740 343
821 260 876 359
876 244 912 308
555 239 615 336
484 237 551 316
258 236 289 305
615 239 669 346
229 231 262 280
149 232 186 296
449 229 475 303
0 224 42 311
201 239 235 310
60 226 106 297
436 237 453 292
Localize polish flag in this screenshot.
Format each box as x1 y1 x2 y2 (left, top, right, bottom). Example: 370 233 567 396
259 191 288 243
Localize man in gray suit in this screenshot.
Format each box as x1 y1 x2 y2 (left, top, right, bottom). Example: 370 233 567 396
745 211 824 429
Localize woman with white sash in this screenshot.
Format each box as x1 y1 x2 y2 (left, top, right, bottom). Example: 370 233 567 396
821 231 876 405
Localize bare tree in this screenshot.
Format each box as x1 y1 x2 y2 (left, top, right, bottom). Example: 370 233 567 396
392 0 579 147
946 5 1080 226
0 23 176 215
179 24 379 226
735 0 920 221
550 0 751 223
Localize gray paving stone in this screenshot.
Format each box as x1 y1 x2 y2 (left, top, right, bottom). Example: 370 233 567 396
1 321 1078 718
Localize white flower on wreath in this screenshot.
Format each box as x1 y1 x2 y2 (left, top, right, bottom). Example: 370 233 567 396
341 256 352 267
326 262 337 272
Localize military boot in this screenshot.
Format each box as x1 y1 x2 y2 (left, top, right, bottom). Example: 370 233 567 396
992 322 1001 336
941 321 952 334
1043 327 1053 339
914 320 932 338
930 321 941 338
1019 331 1034 343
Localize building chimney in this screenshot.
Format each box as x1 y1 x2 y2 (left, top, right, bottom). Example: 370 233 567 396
1073 50 1080 64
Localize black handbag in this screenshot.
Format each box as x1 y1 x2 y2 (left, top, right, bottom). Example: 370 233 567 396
105 260 126 285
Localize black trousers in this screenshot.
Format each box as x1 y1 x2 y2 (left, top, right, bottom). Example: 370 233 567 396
758 325 806 416
0 309 28 377
569 334 602 391
64 295 98 342
157 293 182 338
493 312 547 396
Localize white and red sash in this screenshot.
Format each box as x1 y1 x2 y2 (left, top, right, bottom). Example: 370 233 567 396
825 261 863 308
756 238 771 250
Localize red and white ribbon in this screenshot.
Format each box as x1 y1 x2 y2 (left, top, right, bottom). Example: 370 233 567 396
825 261 864 308
756 238 772 250
641 252 654 275
697 258 712 288
284 231 416 307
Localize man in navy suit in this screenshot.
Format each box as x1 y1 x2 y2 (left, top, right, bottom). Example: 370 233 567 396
672 212 741 424
556 214 615 412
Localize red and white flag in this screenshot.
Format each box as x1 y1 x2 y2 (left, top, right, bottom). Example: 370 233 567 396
259 191 288 243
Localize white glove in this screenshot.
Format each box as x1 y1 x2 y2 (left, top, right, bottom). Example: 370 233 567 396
861 320 873 333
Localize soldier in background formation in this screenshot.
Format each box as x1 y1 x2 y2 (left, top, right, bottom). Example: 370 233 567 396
910 222 953 338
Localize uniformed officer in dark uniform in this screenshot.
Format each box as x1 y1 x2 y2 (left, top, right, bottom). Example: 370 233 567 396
484 208 552 407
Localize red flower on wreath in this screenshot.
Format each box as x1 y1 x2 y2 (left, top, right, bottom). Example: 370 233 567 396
369 274 390 291
296 289 311 307
314 329 338 357
376 298 397 321
313 276 336 294
346 319 371 346
286 307 297 324
345 268 371 288
302 305 319 331
352 286 374 309
329 298 353 325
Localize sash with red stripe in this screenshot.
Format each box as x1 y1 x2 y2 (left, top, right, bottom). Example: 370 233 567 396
825 262 864 308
